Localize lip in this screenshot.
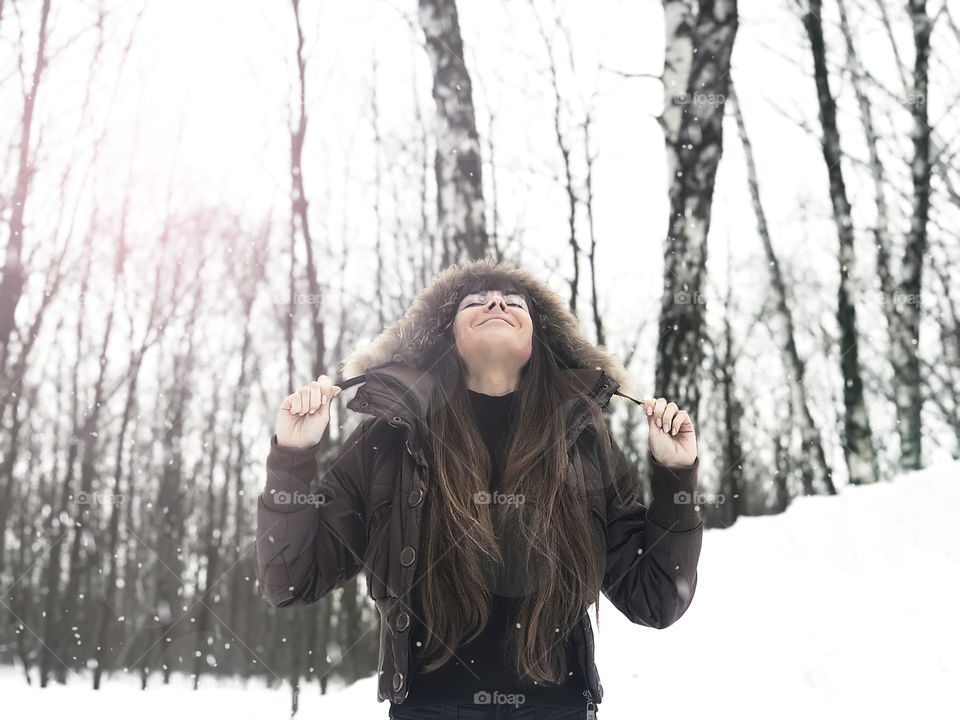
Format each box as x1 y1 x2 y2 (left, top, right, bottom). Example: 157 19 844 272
479 317 513 327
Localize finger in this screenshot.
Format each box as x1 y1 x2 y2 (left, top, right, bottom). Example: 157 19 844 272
670 410 689 436
288 392 301 415
314 374 331 409
298 386 311 416
661 402 679 433
319 381 336 408
643 398 655 417
308 381 322 413
653 397 667 427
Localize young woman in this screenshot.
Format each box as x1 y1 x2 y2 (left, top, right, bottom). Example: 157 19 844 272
257 258 702 719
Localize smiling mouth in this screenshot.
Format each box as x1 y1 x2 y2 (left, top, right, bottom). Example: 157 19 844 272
480 318 512 326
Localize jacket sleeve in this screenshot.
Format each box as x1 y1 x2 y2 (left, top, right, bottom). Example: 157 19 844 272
600 432 702 628
255 418 373 608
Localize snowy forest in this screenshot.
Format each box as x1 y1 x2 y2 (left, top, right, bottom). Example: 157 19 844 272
0 0 957 717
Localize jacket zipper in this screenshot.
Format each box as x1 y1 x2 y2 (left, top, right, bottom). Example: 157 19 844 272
583 688 596 719
578 613 597 719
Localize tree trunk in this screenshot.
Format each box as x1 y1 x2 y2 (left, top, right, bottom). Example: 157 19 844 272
0 0 50 361
842 0 929 473
92 361 139 689
656 0 739 422
39 316 77 686
290 0 327 382
59 260 119 674
713 243 743 527
728 78 833 495
898 0 932 470
800 0 876 488
192 398 222 689
533 7 581 314
155 347 191 685
583 114 605 348
418 0 488 263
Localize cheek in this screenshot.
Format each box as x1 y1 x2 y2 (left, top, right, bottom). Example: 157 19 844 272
452 317 469 342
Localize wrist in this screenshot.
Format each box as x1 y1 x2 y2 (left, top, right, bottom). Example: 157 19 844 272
274 433 321 452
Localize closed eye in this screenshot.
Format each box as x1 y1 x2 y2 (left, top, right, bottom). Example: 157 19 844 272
466 302 524 308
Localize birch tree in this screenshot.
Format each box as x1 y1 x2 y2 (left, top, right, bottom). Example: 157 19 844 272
798 0 878 486
418 0 488 263
657 0 739 421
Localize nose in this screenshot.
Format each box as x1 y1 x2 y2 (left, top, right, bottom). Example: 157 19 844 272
485 295 507 309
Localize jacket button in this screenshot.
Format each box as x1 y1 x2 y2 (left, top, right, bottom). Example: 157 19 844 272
396 610 410 632
409 486 424 507
399 546 416 566
392 671 404 692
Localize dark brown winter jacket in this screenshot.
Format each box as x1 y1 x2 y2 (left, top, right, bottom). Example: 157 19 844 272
255 361 702 706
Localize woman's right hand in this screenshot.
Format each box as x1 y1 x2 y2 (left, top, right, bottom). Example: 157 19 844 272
276 374 342 449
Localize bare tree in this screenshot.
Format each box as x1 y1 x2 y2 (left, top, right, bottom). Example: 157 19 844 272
657 0 739 422
532 3 582 314
712 246 746 526
0 0 50 367
188 387 223 690
582 111 606 348
289 0 328 383
371 56 387 331
418 0 488 263
798 0 877 487
844 0 935 472
728 78 833 495
897 0 934 469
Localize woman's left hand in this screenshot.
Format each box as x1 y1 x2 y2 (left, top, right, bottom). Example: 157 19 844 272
644 397 698 468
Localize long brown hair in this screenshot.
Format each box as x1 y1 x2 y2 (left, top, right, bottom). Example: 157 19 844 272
415 270 617 687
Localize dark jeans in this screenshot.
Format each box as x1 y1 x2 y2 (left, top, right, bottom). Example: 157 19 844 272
388 703 595 719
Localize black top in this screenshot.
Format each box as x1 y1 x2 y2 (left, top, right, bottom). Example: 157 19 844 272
395 388 588 710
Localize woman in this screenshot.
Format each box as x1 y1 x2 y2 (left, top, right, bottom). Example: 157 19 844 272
256 258 702 719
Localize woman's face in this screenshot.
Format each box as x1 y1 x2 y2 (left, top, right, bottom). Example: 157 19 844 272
452 288 533 378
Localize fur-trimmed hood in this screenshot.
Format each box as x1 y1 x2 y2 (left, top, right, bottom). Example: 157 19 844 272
336 257 638 404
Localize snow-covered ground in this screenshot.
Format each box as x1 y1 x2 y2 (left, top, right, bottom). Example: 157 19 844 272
5 459 958 719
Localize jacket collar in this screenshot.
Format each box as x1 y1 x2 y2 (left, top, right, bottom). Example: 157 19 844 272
340 362 626 460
